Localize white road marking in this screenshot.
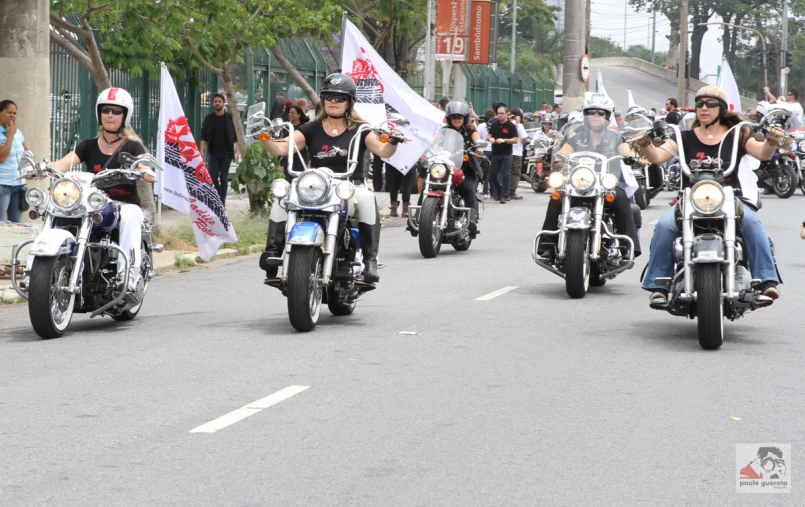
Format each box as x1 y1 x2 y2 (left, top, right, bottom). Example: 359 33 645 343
190 385 310 434
649 219 658 225
476 286 519 301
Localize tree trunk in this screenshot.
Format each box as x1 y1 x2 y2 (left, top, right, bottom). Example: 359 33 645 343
269 45 320 107
689 22 708 80
49 15 112 90
729 14 743 65
666 16 680 71
221 67 246 156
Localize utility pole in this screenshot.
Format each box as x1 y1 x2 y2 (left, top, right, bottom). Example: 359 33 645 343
424 0 435 101
651 11 656 64
0 0 50 160
677 0 688 105
781 0 789 95
511 0 517 72
563 0 587 110
623 0 627 51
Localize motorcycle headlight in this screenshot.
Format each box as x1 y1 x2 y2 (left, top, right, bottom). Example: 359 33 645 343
570 166 596 193
335 181 355 201
51 178 82 210
690 181 725 215
798 140 805 152
601 173 619 190
271 179 290 198
87 191 107 211
430 164 447 180
25 187 46 207
296 171 329 204
548 172 564 188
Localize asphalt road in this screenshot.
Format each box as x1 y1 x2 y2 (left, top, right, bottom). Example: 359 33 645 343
590 64 679 114
2 180 803 505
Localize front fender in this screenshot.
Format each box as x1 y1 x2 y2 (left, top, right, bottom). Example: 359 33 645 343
692 233 724 263
288 221 325 247
564 207 591 230
28 229 76 257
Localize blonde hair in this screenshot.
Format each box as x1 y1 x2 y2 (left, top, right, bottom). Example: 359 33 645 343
98 126 147 151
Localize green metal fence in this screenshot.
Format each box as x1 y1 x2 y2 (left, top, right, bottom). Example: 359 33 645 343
50 39 328 159
456 65 556 113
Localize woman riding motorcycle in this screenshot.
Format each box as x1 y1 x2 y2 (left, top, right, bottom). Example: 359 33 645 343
258 73 400 283
444 99 483 235
50 87 155 295
536 93 641 259
638 86 784 304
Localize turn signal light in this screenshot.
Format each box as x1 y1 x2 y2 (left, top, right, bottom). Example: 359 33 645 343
605 192 615 203
551 192 561 200
260 132 270 142
379 133 389 143
463 155 469 162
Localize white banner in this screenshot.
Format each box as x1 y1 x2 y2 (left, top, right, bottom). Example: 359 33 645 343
717 58 742 114
341 19 445 174
157 65 237 261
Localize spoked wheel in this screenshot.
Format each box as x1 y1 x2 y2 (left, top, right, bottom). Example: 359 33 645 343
565 230 590 298
634 184 648 210
773 164 797 198
418 197 443 258
112 244 151 322
696 264 724 350
287 247 322 332
28 255 75 339
452 229 473 251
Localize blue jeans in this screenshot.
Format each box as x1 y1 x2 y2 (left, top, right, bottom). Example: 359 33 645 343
489 155 512 199
642 206 779 291
0 184 23 222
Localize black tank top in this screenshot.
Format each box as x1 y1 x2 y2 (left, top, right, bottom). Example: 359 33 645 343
680 129 741 191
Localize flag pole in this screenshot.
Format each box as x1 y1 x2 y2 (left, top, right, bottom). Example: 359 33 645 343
339 12 348 71
157 62 165 226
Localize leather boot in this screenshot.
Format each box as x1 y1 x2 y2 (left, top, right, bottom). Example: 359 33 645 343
402 202 410 218
259 220 286 278
359 222 380 283
389 201 399 217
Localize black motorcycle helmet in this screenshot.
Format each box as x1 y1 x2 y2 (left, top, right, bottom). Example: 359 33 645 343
320 73 357 119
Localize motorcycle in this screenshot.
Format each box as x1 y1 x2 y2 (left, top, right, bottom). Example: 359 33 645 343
406 128 485 258
247 110 403 332
532 126 637 298
9 151 162 339
621 111 667 209
789 131 805 195
525 131 562 193
642 120 780 349
754 104 800 198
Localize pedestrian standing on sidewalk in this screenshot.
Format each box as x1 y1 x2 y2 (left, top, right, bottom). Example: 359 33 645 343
200 93 238 204
487 105 518 203
476 108 494 196
0 100 28 223
508 107 529 200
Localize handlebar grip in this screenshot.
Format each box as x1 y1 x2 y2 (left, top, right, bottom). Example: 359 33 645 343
119 152 137 166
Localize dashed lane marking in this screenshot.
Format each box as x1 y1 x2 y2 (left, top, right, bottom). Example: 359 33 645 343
476 286 519 301
190 385 310 434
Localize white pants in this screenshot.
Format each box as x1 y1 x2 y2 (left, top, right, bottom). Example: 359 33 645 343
117 203 143 283
269 184 378 225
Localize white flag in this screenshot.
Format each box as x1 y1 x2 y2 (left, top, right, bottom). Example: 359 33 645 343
717 58 742 114
341 19 445 175
157 65 237 261
627 89 636 109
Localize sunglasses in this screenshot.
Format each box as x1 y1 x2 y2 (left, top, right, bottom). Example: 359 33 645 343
447 114 464 120
584 109 608 117
322 93 349 103
101 107 125 116
695 99 720 109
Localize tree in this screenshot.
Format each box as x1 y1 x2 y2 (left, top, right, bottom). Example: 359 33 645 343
627 0 679 70
49 1 115 90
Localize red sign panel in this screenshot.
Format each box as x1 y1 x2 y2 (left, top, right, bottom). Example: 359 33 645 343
468 0 491 64
437 0 470 35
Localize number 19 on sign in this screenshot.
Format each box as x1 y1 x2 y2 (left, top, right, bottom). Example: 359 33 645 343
436 35 468 61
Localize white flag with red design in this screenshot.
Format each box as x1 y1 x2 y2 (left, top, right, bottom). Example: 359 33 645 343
716 57 742 114
157 65 237 261
341 19 445 174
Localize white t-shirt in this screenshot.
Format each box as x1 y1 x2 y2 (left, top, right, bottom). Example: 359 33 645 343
477 123 492 154
512 123 529 157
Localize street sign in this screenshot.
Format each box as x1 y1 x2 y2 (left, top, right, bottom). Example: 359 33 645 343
580 54 591 82
435 35 469 61
468 0 492 64
783 67 791 75
437 0 471 36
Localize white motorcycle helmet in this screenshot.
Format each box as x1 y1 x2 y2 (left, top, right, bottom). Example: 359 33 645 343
582 93 615 131
96 87 134 132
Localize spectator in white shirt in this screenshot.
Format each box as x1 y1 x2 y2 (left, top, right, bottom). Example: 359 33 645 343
508 107 530 200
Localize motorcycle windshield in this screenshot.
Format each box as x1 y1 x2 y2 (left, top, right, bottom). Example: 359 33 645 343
427 128 465 168
620 113 653 140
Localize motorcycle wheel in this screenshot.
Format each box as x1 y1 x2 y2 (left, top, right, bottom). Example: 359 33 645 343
287 246 322 332
773 164 798 198
799 174 805 196
634 185 648 210
112 243 151 322
452 230 473 251
418 197 443 258
327 285 356 316
532 178 547 193
696 263 724 350
565 230 590 298
28 254 75 339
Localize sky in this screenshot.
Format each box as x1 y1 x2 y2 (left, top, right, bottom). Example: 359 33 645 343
589 0 723 84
